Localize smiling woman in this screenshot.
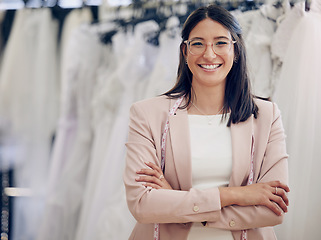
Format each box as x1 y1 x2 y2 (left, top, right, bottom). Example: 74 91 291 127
123 4 289 240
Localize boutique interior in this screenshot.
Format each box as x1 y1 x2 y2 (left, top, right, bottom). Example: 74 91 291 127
0 0 320 239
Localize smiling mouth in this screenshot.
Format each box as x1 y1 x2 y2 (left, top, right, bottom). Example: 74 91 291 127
199 64 222 70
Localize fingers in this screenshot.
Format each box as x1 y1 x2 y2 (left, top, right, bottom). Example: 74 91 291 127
270 180 290 193
273 186 289 206
136 161 164 180
136 168 159 178
266 200 284 216
135 175 163 187
144 161 163 175
136 162 164 189
266 181 289 215
270 194 288 215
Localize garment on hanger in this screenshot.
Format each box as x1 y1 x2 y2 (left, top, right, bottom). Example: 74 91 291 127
77 20 160 240
75 22 124 240
144 16 181 98
0 7 59 240
237 3 284 98
45 6 93 201
270 1 305 97
37 23 105 240
273 0 321 238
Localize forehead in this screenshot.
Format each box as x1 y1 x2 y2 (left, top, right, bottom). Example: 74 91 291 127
189 18 232 39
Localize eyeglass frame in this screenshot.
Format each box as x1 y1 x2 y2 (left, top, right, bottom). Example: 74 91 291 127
184 38 237 56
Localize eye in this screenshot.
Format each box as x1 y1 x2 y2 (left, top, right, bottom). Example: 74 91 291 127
215 41 229 47
190 40 204 48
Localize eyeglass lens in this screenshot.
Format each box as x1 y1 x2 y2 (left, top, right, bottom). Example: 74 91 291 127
188 39 233 55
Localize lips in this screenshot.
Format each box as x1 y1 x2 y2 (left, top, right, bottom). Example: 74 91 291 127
199 64 222 70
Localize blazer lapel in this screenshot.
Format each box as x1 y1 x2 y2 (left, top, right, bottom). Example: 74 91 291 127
229 115 254 187
168 99 192 191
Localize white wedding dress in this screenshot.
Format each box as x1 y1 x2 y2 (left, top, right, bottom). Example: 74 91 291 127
76 20 159 240
0 8 59 240
75 24 125 240
237 3 284 98
37 23 106 240
144 16 181 98
273 0 321 239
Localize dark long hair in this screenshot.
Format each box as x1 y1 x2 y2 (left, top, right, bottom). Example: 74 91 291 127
164 4 258 126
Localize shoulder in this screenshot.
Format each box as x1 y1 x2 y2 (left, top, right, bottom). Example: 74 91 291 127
254 98 282 126
129 95 172 126
132 95 171 110
255 98 273 113
130 95 172 117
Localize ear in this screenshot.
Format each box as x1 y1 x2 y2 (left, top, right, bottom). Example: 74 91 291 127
180 42 188 59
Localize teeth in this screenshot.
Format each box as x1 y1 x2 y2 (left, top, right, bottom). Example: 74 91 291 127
201 64 220 69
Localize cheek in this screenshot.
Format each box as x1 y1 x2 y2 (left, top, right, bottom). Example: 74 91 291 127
225 52 235 66
186 55 199 73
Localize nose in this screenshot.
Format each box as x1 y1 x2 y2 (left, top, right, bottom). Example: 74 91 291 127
203 43 217 59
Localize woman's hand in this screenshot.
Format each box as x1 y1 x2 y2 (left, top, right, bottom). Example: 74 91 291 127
135 162 173 190
219 181 290 216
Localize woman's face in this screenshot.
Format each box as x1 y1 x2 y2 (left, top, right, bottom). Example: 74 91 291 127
185 18 235 91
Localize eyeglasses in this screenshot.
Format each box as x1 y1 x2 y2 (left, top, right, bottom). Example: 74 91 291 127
184 38 236 56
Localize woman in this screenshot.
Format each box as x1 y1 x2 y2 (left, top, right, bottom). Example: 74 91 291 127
123 4 289 240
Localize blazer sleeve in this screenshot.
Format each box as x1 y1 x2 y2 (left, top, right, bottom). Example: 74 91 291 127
123 102 222 224
206 102 289 230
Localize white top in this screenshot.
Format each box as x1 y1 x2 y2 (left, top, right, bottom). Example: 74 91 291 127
188 114 234 240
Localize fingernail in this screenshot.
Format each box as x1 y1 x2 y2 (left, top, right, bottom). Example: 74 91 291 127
135 177 140 181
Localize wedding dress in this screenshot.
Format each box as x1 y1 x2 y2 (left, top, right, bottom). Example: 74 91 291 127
78 20 159 240
273 1 321 239
0 8 59 240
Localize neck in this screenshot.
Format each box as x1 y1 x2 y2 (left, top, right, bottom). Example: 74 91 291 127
189 84 225 115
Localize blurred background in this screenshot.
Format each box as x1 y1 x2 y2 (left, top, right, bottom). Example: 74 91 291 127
0 0 320 239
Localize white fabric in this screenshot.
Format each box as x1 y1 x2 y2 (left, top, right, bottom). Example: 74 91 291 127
59 7 93 71
37 24 105 240
0 8 59 240
237 4 284 98
273 1 321 239
76 20 159 240
271 1 305 95
188 114 233 240
75 25 124 240
144 16 181 98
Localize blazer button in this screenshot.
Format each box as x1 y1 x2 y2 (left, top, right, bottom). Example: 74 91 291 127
229 220 236 227
193 205 199 212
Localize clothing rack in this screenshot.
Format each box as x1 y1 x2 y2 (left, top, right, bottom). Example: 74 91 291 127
101 0 265 33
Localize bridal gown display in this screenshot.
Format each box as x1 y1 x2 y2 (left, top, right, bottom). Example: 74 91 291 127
237 3 284 98
270 1 305 96
37 24 106 240
75 25 125 240
45 8 93 201
273 0 321 239
144 16 181 98
0 8 59 240
77 20 159 240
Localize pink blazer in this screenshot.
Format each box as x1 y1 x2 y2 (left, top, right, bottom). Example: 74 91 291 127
123 95 288 240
